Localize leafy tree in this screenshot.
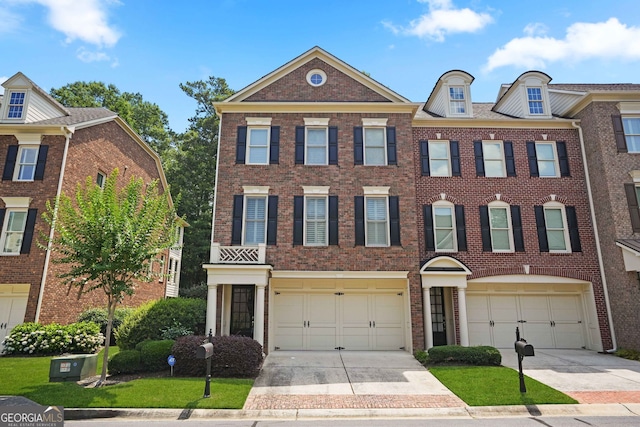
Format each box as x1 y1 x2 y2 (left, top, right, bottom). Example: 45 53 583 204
165 77 234 287
41 169 180 385
50 82 172 156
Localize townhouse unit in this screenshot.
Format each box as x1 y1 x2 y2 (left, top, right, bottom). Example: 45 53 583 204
0 72 183 350
204 47 626 353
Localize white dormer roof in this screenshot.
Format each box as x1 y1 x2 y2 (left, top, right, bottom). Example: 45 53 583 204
0 72 70 124
424 70 474 118
492 71 553 119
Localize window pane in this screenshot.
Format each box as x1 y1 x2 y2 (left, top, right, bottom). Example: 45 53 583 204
484 160 504 177
435 229 454 250
366 198 387 246
544 208 566 251
248 147 267 164
367 222 387 245
490 208 508 228
623 118 640 134
365 128 385 165
430 160 449 176
434 207 453 227
430 142 448 159
365 147 385 165
307 129 326 146
244 198 266 244
527 88 542 101
544 209 563 228
538 160 557 177
366 198 386 220
20 148 38 163
306 128 326 164
3 211 27 253
429 142 450 176
547 230 567 250
449 87 464 100
249 129 268 146
491 229 510 250
483 143 502 159
364 128 384 146
627 136 640 153
535 144 554 160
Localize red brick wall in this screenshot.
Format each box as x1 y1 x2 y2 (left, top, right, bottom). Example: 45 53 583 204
412 126 611 350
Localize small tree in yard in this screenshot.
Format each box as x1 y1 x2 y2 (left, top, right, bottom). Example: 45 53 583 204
41 168 180 386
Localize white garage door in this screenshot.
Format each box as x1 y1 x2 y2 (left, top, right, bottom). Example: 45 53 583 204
0 296 28 353
467 294 585 349
273 291 405 351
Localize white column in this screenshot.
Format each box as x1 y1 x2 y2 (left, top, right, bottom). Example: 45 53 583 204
254 283 266 348
206 282 218 336
423 286 433 350
458 287 469 346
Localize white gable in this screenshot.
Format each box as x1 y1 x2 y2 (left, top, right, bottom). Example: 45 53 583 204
424 70 474 118
0 72 68 124
493 71 552 119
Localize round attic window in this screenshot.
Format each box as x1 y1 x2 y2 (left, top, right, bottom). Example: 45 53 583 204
306 69 327 87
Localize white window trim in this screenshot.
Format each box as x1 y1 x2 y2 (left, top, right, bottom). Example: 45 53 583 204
432 200 457 252
1 197 32 208
482 140 506 178
535 141 560 178
448 85 467 116
96 171 106 189
306 69 327 87
525 86 545 116
544 201 571 254
0 208 28 256
428 140 452 177
304 195 328 247
242 195 268 246
246 126 270 165
364 196 390 247
13 145 39 181
5 90 27 120
622 116 640 153
488 201 514 253
363 126 387 166
15 134 42 145
303 119 329 165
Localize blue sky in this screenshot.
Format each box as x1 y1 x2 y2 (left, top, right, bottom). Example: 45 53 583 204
2 0 640 133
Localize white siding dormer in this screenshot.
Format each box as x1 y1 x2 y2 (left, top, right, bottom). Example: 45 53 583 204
493 71 552 119
0 72 68 124
424 70 474 118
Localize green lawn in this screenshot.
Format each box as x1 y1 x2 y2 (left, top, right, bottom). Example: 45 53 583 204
0 348 253 409
429 365 578 406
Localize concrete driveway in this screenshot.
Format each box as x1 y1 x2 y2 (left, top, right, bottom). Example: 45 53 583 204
243 350 464 410
500 348 640 403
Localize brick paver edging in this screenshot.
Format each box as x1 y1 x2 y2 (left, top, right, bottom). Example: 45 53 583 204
244 394 466 410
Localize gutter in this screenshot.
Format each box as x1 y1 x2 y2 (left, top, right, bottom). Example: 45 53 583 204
35 126 74 322
572 120 617 353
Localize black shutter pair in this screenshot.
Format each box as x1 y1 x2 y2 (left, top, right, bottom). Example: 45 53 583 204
236 126 280 164
474 140 515 177
526 141 570 177
534 205 581 252
0 208 37 254
419 140 461 176
293 196 339 245
624 183 640 232
2 145 48 180
354 196 401 246
230 195 278 245
295 126 338 165
353 127 397 166
479 205 525 252
423 205 467 251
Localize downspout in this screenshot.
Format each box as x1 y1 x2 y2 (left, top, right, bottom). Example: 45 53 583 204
573 120 617 353
209 112 222 260
35 126 74 322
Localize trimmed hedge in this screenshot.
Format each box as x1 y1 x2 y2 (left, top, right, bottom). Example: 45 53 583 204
1 322 103 355
108 350 142 375
426 345 501 366
171 335 263 378
115 298 206 349
139 340 175 372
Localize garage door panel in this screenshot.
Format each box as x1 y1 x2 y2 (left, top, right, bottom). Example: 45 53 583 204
490 296 519 322
468 322 493 347
467 295 491 322
550 295 581 322
342 327 371 350
307 327 337 350
374 327 404 350
492 322 520 348
273 294 305 350
522 322 554 348
308 294 338 325
553 322 585 348
520 296 551 322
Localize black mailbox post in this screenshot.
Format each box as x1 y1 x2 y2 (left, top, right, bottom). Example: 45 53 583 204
196 330 215 398
514 327 534 393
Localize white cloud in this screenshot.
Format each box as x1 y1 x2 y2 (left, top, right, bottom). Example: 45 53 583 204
0 7 22 33
384 0 493 42
523 23 547 37
485 18 640 71
76 47 119 67
19 0 121 47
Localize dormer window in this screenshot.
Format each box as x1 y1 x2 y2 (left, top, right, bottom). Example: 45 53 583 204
449 86 466 114
527 87 544 115
7 91 26 119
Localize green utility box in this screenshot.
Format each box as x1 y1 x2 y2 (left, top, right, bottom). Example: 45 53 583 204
49 354 98 382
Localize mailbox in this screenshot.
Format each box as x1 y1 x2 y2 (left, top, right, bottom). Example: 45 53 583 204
515 339 535 357
196 342 214 359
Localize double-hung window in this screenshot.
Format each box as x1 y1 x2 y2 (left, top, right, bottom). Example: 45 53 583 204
544 207 567 252
364 127 386 165
527 87 544 115
449 86 466 115
0 210 27 254
7 91 26 119
15 146 38 181
623 118 640 153
354 119 396 166
244 197 267 245
429 141 451 176
534 202 580 253
433 204 455 251
306 127 328 165
305 197 327 246
488 204 512 252
482 141 506 177
365 197 389 246
247 127 269 164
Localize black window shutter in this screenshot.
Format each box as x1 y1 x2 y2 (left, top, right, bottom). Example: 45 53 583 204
566 206 582 252
295 126 305 164
423 205 435 251
386 127 397 166
231 195 243 245
293 196 304 245
526 141 539 177
2 145 18 180
474 140 485 177
479 206 491 251
354 196 365 246
269 126 280 165
511 205 525 252
450 140 461 177
557 141 570 177
419 140 430 176
624 183 640 232
34 145 48 180
20 209 38 254
389 196 401 246
236 127 247 164
354 127 364 165
535 206 549 252
504 141 516 177
328 126 338 165
0 209 5 234
455 204 467 251
267 195 278 245
612 115 627 153
329 196 338 246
